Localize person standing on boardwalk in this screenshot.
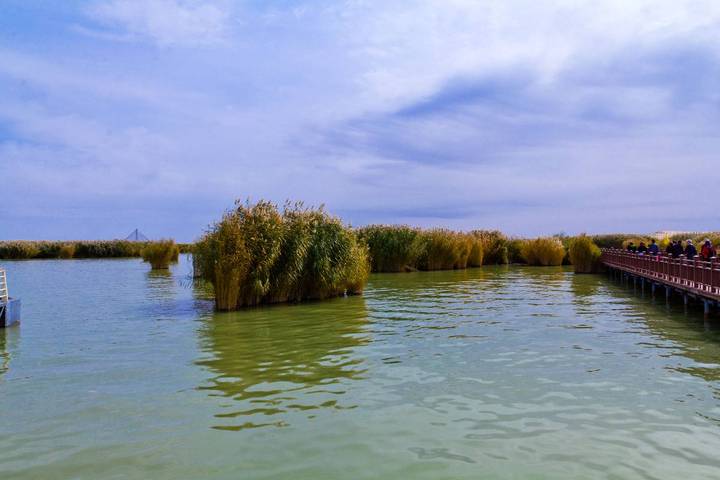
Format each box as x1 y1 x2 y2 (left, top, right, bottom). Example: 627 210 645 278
701 239 715 260
627 242 637 253
684 240 697 259
665 241 674 256
638 242 648 254
671 241 683 258
648 239 660 255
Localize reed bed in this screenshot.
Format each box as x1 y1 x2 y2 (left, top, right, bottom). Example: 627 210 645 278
0 240 149 259
568 235 602 273
141 239 180 269
357 226 484 272
356 225 422 272
590 234 644 249
194 200 370 311
471 230 509 264
520 237 566 266
669 232 720 248
415 229 472 270
58 244 76 259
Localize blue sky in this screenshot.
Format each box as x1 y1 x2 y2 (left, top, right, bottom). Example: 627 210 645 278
1 0 719 241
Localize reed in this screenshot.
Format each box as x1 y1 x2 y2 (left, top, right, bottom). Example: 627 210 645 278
0 239 183 265
141 239 180 270
0 241 41 259
467 237 484 267
669 232 720 249
590 234 643 249
472 230 509 264
0 240 179 259
520 237 566 266
356 225 422 272
415 229 472 271
194 211 248 310
58 244 75 259
568 235 601 273
300 211 369 299
506 238 525 264
195 200 370 311
73 240 144 258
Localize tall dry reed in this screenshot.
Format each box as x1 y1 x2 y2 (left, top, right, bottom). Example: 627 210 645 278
195 200 370 311
568 235 601 273
0 240 152 259
141 239 180 269
520 237 566 266
356 225 422 272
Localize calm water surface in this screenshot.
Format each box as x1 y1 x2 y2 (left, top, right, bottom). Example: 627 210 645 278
2 257 720 479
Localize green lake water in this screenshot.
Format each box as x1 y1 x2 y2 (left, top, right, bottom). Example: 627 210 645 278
2 257 720 479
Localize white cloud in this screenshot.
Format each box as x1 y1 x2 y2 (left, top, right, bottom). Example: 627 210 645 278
3 0 720 239
86 0 231 47
333 0 720 110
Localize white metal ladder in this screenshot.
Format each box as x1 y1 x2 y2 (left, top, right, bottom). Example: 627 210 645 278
0 268 8 303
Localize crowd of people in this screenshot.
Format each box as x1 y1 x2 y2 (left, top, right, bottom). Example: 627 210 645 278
625 239 717 260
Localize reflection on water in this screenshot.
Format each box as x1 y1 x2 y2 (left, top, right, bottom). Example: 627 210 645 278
0 323 19 379
196 296 369 430
4 259 720 479
145 269 175 300
0 329 9 377
574 271 720 383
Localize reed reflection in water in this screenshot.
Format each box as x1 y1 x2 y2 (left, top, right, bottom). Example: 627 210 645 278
4 259 720 478
196 296 369 430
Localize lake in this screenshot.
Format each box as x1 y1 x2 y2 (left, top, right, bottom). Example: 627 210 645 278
2 257 720 479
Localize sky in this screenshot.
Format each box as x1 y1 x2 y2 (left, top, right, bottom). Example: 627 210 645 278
1 0 719 241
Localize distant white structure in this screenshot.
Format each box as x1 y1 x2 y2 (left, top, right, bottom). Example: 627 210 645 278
651 230 701 239
125 228 149 242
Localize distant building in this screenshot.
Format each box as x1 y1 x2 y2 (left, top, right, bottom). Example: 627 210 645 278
652 230 700 239
125 229 149 242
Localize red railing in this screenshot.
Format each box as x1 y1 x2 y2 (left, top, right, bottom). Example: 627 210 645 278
601 248 720 298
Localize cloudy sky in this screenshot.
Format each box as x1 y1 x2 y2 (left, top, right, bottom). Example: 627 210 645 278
1 0 719 241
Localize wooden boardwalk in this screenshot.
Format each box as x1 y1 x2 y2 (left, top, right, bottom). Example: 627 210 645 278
601 248 720 313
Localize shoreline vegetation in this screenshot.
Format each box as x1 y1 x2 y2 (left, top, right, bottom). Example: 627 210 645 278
4 199 719 310
0 240 193 260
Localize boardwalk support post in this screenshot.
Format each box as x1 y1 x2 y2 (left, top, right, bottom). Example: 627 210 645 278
704 299 711 316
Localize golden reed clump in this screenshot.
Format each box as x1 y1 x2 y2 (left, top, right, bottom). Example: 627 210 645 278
568 235 602 273
141 239 180 270
195 200 370 311
356 226 484 272
520 237 566 266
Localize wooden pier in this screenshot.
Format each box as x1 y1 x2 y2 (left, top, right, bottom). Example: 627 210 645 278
601 248 720 315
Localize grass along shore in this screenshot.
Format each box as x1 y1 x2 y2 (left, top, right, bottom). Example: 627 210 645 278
191 199 627 311
0 240 193 260
6 201 717 311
